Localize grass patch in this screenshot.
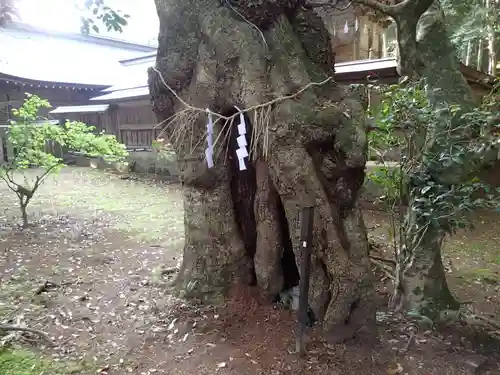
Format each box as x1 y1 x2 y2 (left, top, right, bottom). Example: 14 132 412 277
0 167 185 243
446 241 490 256
0 349 91 375
445 238 500 267
48 169 184 241
457 268 500 284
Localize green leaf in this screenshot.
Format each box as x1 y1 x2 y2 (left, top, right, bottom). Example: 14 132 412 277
116 17 128 26
421 186 432 194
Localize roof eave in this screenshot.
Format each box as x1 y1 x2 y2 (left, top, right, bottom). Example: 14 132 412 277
0 73 112 90
334 58 495 91
90 94 150 103
119 53 157 65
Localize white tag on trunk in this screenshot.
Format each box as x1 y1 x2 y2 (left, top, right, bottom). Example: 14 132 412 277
205 108 214 168
236 147 248 159
205 147 213 168
237 122 246 135
234 106 248 171
238 157 247 171
239 112 246 130
237 135 247 148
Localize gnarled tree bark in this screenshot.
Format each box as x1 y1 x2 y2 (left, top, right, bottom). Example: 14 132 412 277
148 0 375 341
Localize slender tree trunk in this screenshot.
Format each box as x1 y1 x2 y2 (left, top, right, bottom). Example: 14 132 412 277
149 0 375 341
393 2 468 319
465 40 472 66
354 0 471 319
477 39 484 72
21 205 28 228
485 0 497 75
392 219 460 316
19 195 28 228
382 31 388 57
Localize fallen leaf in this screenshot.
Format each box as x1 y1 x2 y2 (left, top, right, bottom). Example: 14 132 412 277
387 363 403 374
97 364 110 374
167 318 177 331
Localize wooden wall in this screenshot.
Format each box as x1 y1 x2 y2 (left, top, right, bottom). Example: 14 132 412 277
0 82 98 162
0 81 98 123
318 7 384 63
56 100 160 149
113 101 159 148
57 111 113 135
1 97 159 157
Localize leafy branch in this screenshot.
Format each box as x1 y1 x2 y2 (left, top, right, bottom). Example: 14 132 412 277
78 0 130 34
367 80 499 259
1 93 128 227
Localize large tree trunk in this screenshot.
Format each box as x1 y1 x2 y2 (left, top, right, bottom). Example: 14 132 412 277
148 0 375 341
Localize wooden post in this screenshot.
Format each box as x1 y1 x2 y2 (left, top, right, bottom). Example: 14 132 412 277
0 131 4 164
116 108 122 142
295 206 314 356
353 17 360 60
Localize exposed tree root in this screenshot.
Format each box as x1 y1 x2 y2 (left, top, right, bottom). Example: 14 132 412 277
34 280 59 295
401 332 415 354
160 266 180 275
370 258 395 280
0 324 53 345
370 255 396 265
463 313 500 331
367 257 500 335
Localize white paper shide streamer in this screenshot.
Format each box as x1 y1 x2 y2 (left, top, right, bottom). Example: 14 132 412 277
205 108 214 168
235 107 248 171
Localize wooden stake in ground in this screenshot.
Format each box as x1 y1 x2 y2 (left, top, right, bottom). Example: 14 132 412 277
296 206 314 356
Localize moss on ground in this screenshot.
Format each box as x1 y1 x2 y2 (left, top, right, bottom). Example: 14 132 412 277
0 349 91 375
458 268 500 284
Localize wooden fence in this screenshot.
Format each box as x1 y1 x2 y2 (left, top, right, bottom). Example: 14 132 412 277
119 126 161 149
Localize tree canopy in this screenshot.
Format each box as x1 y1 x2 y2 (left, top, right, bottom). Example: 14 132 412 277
442 0 499 74
0 0 129 34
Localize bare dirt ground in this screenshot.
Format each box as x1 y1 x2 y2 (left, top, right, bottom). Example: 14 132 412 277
0 167 499 375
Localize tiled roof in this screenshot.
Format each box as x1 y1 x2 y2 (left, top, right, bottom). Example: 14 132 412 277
50 105 110 114
335 58 398 83
90 86 149 101
0 120 60 127
91 58 399 101
0 23 156 87
119 53 156 65
101 56 155 93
